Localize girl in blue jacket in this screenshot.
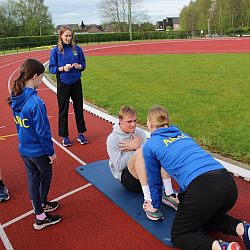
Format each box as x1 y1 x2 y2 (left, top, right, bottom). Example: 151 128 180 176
49 25 88 147
8 59 61 230
143 106 250 250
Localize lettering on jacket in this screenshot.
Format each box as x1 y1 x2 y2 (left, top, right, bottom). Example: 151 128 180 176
14 115 29 128
163 133 190 147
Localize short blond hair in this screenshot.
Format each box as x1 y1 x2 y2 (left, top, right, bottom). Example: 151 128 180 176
118 106 137 119
147 106 169 128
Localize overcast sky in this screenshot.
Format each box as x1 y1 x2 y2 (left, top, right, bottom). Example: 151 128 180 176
44 0 191 26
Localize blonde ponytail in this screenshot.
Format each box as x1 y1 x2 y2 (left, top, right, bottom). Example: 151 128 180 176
147 106 169 128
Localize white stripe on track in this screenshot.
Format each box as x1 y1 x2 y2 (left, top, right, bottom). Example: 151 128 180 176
7 55 49 93
0 224 14 250
52 138 87 166
2 183 92 229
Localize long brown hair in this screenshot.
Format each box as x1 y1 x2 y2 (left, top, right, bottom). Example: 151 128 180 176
7 58 45 106
57 25 76 53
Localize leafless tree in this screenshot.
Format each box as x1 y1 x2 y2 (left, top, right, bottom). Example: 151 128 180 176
98 0 149 32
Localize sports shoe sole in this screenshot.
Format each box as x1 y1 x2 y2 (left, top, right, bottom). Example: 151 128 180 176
162 198 178 211
145 211 164 221
43 203 59 212
33 217 62 230
226 242 241 250
0 195 10 202
77 138 88 145
62 143 71 147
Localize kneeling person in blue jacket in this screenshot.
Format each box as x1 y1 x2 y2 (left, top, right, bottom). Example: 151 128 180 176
143 106 250 250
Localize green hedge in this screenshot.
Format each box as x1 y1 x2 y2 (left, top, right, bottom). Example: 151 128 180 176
0 31 187 51
0 35 57 50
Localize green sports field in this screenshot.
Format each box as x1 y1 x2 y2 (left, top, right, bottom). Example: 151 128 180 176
81 53 250 164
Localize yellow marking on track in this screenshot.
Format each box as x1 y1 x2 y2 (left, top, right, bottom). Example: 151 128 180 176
0 133 18 141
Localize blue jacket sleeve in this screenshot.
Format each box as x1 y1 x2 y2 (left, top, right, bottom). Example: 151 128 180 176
143 143 162 209
49 47 59 74
32 98 54 156
77 46 86 71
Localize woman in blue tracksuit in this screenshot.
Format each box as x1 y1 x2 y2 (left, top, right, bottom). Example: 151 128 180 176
8 59 61 230
49 25 88 147
143 106 250 250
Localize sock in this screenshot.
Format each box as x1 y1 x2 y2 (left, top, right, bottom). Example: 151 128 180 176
163 178 174 196
0 180 5 187
142 185 152 201
36 212 47 220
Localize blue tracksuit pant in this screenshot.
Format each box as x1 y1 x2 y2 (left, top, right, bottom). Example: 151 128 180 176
21 155 52 215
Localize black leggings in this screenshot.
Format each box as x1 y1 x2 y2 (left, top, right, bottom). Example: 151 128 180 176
172 169 242 250
57 77 87 137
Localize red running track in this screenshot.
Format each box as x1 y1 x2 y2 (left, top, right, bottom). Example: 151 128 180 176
0 39 250 250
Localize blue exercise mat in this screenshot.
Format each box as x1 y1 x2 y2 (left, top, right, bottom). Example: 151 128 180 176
76 160 176 247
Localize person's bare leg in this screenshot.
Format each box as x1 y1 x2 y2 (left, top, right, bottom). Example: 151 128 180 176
161 168 173 195
128 148 152 203
161 167 179 209
127 148 148 186
161 168 170 179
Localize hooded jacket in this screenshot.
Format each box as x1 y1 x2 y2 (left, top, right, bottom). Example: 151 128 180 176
106 123 147 180
49 44 86 85
143 125 224 209
11 87 54 157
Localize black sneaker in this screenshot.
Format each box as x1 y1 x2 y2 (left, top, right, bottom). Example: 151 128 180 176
43 201 59 212
33 213 62 230
0 185 10 201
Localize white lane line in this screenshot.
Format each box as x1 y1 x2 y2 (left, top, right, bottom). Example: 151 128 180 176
0 224 14 250
7 55 49 93
0 126 6 129
52 138 87 166
2 183 92 229
50 183 92 202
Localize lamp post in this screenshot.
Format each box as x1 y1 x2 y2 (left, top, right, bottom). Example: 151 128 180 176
128 0 132 41
39 20 42 36
207 18 210 37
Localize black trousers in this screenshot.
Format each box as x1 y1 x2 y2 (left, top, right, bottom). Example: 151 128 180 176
21 155 52 215
57 77 87 137
171 169 242 250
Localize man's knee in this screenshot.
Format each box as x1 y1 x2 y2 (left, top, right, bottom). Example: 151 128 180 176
135 147 142 158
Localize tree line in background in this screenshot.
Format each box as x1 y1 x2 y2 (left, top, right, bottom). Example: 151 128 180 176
0 0 155 38
180 0 250 34
0 0 54 38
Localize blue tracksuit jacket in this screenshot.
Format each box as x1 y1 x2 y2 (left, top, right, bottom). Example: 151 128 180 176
49 44 86 85
11 87 54 157
143 126 224 209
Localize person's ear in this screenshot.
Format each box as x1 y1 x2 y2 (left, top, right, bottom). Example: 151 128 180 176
32 74 38 80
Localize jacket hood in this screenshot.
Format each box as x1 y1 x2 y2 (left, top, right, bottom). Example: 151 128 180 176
11 87 37 112
151 125 182 138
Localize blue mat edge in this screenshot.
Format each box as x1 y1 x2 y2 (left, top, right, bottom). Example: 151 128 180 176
76 160 175 248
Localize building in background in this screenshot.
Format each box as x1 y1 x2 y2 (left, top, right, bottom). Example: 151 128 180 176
156 17 180 31
56 24 103 33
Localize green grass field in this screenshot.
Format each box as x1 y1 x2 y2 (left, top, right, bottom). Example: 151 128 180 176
79 53 250 164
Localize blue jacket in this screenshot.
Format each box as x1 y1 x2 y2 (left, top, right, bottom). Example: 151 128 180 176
143 126 224 209
49 44 86 85
11 87 54 157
